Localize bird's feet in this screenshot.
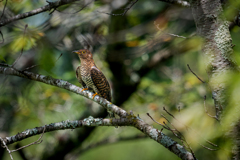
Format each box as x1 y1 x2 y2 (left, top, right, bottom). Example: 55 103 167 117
92 92 99 99
81 88 89 92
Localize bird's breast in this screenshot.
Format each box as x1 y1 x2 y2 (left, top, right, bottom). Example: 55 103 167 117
80 66 94 88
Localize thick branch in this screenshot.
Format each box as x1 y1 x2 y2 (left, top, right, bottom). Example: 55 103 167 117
0 66 127 117
0 0 78 27
0 66 195 160
1 118 122 145
190 0 237 119
1 116 195 160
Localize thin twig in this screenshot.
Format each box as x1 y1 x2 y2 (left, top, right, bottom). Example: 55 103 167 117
147 112 178 136
187 64 205 83
97 0 138 16
147 112 183 141
161 115 183 139
203 70 220 121
168 33 187 39
155 111 197 160
163 106 218 147
163 121 181 139
154 21 187 39
10 126 46 152
161 114 197 160
161 110 215 158
122 0 138 16
146 113 169 130
149 103 216 159
206 140 218 147
0 137 14 160
0 30 4 43
0 0 7 44
199 143 218 151
147 112 180 139
0 0 8 21
203 95 220 121
54 53 63 63
163 107 189 130
23 64 39 71
185 141 197 160
163 107 175 118
0 128 45 160
0 0 78 27
56 0 93 14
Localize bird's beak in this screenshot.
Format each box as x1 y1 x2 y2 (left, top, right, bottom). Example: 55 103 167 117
72 50 79 54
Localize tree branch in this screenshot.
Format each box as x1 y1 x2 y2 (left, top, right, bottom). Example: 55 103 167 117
1 116 195 160
0 66 195 160
122 0 138 16
0 137 13 160
190 0 237 119
97 0 138 16
1 118 120 145
10 126 45 153
0 0 79 27
0 66 126 117
0 0 8 21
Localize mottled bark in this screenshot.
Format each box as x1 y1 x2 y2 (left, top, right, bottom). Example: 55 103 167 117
190 0 237 119
190 0 239 158
1 116 195 160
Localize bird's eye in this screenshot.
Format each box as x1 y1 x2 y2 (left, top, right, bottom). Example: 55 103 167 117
82 51 85 54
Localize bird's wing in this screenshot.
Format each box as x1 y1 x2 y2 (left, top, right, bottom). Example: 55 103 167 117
91 66 111 102
76 66 87 88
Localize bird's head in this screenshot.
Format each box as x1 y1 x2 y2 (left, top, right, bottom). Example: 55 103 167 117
72 49 93 60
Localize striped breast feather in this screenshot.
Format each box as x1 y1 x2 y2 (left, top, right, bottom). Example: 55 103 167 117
90 66 111 102
76 66 86 87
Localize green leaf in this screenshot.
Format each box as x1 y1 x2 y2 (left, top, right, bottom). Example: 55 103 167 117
0 54 6 62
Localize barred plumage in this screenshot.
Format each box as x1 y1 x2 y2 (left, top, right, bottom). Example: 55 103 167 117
73 49 111 102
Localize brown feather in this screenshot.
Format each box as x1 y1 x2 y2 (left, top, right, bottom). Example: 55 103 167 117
74 49 111 102
76 66 85 87
91 66 111 102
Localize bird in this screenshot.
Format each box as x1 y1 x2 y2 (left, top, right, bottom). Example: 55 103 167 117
72 49 112 102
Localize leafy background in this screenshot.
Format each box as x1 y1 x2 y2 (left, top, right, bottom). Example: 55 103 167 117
1 0 240 160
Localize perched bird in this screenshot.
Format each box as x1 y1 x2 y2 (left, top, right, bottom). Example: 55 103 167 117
72 49 112 102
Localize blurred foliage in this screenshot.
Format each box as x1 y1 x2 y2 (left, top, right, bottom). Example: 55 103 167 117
1 0 240 160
